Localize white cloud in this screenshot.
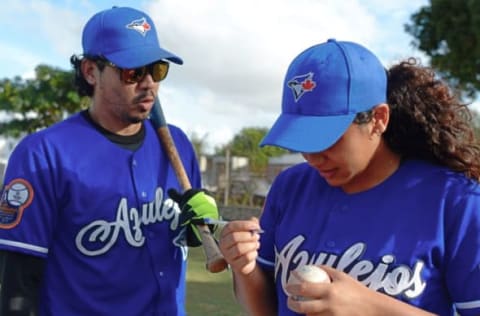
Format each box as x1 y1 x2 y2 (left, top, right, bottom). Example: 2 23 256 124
0 1 81 78
0 43 40 79
31 3 85 57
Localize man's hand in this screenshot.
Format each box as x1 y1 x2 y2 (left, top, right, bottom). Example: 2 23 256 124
168 188 219 247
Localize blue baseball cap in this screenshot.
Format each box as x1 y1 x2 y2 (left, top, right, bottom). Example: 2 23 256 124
82 6 183 68
260 39 386 153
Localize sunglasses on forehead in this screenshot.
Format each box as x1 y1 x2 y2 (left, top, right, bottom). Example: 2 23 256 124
95 58 170 84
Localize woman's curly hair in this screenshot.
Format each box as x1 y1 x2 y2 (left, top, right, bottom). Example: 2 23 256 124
384 58 480 180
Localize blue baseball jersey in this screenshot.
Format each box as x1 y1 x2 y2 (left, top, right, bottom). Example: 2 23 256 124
0 113 201 316
258 160 480 316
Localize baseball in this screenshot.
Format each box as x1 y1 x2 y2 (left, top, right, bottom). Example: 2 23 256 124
289 265 331 284
288 265 331 301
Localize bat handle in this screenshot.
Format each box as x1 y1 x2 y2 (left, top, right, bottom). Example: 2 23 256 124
197 225 229 273
151 98 228 273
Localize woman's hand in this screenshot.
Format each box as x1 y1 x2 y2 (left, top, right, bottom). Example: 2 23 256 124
218 217 262 275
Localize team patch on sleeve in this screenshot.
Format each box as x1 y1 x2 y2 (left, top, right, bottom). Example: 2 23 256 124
0 179 34 229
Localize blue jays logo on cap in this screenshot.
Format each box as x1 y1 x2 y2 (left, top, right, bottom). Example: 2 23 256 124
126 17 151 36
287 72 316 102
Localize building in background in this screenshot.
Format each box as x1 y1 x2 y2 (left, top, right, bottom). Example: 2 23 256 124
200 152 304 207
266 153 305 183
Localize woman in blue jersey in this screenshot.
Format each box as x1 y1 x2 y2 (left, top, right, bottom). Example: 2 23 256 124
218 39 480 316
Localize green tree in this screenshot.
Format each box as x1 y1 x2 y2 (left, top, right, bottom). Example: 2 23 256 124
0 64 87 137
217 127 288 175
405 0 480 99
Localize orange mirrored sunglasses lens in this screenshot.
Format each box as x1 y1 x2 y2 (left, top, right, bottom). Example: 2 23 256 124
120 62 169 83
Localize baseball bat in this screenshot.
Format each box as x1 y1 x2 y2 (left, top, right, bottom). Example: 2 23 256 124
150 97 228 273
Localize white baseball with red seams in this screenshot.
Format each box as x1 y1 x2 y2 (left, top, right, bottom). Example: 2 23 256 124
288 265 331 301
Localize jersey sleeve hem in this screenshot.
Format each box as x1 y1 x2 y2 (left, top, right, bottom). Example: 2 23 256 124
0 239 48 258
455 299 480 314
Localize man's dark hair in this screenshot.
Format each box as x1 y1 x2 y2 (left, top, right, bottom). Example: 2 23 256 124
70 55 106 97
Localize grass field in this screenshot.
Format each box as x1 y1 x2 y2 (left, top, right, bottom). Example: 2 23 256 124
186 247 246 316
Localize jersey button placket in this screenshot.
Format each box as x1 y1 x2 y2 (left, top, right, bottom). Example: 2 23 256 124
325 200 349 250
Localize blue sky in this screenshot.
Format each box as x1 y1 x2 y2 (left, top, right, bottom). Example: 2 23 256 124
0 0 432 153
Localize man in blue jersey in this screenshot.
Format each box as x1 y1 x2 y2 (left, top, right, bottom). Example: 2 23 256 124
218 39 480 315
0 6 217 316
